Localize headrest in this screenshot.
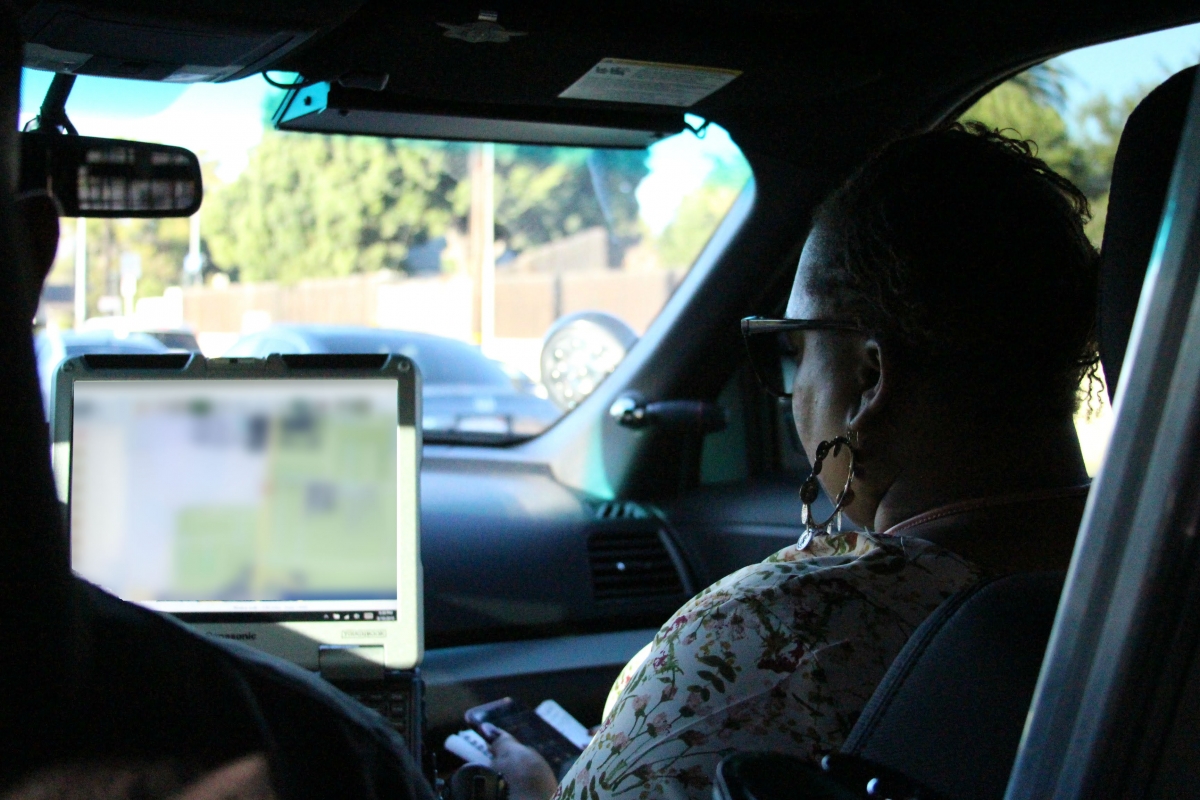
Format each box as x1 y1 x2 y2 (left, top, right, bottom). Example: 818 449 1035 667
1098 66 1196 399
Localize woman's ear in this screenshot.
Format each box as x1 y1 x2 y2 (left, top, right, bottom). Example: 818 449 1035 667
847 337 889 430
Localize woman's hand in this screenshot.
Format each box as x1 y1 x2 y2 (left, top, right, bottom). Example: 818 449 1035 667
483 724 558 800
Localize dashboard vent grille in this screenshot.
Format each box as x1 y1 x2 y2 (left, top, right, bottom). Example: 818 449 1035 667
594 500 651 520
588 528 684 601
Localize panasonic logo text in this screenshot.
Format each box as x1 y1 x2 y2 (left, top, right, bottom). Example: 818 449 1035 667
342 629 386 639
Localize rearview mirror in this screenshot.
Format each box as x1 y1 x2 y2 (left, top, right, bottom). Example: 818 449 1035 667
19 132 202 218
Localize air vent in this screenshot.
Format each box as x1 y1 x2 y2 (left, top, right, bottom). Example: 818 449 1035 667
594 500 650 520
588 528 685 601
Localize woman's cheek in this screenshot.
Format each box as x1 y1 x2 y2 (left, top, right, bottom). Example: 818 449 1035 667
791 382 820 462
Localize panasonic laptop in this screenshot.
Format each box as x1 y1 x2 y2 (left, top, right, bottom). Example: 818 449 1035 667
51 351 424 760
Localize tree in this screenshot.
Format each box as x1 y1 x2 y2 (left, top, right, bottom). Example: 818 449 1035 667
492 145 647 253
1010 61 1071 110
961 78 1093 197
960 63 1150 245
654 147 752 269
202 132 651 282
203 132 468 283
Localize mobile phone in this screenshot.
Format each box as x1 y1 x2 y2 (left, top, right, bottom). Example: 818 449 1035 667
464 698 583 778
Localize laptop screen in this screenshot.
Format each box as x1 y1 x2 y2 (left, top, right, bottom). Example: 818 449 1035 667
70 378 402 623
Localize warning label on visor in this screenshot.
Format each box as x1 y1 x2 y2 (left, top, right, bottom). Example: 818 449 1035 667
559 58 741 107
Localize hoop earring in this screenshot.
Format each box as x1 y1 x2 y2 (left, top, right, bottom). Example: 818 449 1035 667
798 431 857 550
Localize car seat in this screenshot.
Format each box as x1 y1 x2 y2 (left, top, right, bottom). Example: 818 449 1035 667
1098 65 1196 398
713 572 1064 800
714 64 1199 800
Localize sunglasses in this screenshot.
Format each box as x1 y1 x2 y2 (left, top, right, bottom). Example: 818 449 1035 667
740 316 867 398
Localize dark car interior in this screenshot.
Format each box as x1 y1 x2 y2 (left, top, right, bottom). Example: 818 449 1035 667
9 1 1200 799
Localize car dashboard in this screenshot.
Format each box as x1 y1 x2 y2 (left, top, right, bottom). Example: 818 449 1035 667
418 448 814 751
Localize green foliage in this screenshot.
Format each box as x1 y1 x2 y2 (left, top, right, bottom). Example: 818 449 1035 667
654 150 752 268
493 145 647 251
960 64 1152 246
705 150 753 191
204 132 468 283
962 82 1091 193
201 133 651 282
1010 62 1071 110
117 218 191 299
656 186 741 269
45 217 191 319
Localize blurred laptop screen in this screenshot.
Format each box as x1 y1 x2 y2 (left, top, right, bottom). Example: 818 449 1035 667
70 380 399 613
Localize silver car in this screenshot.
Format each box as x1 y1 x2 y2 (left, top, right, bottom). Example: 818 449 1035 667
223 325 560 442
35 328 174 420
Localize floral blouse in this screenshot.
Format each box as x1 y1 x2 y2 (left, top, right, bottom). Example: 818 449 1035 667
552 532 983 800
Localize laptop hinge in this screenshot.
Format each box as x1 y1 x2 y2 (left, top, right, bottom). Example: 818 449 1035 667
318 644 386 682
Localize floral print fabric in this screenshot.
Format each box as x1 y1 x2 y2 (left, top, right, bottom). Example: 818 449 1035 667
553 532 982 800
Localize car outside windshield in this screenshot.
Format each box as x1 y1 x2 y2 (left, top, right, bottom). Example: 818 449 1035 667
23 71 752 443
223 325 559 441
285 328 514 389
34 328 171 417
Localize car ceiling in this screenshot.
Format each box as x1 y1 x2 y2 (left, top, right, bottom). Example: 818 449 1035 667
18 2 1200 166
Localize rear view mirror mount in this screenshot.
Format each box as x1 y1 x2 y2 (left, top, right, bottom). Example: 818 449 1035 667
19 72 202 218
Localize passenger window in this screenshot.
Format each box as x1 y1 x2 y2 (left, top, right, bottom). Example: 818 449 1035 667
700 372 749 484
699 368 809 485
960 23 1200 475
23 69 753 444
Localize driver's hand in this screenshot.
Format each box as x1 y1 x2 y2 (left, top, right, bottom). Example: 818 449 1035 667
482 723 558 800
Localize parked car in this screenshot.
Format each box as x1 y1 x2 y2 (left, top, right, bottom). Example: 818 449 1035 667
78 317 202 352
34 328 174 419
140 329 201 351
222 325 561 441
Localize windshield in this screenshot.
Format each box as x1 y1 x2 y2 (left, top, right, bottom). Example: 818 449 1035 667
23 72 752 443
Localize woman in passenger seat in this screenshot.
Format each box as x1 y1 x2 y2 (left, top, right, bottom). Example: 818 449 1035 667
490 123 1099 800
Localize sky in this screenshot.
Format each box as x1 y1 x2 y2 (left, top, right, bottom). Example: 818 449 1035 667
16 20 1200 231
1056 22 1200 115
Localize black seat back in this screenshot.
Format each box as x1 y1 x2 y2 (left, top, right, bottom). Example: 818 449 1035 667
1098 65 1196 398
838 571 1065 800
713 573 1064 800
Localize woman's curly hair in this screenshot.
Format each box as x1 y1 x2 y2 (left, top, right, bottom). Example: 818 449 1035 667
809 121 1101 419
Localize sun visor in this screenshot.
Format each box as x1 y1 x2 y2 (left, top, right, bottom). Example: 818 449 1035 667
273 83 685 149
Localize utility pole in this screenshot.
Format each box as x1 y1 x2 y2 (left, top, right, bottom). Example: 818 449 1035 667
119 252 141 318
468 142 496 352
183 209 204 286
73 217 86 328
